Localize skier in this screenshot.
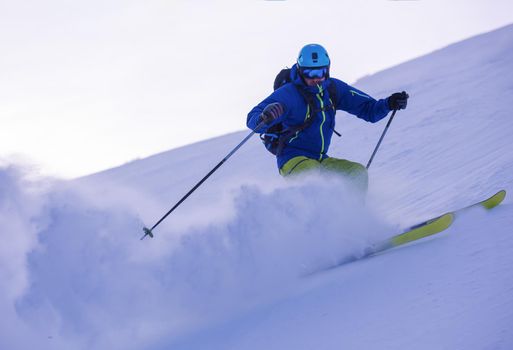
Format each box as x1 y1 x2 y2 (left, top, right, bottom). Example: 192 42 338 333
247 44 408 191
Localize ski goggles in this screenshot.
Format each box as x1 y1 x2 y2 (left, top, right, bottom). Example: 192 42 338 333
300 66 328 79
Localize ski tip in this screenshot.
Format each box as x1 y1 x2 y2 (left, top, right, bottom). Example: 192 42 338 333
141 227 154 240
482 190 506 210
439 212 455 228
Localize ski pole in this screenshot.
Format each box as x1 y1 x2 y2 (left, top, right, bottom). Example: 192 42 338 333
141 121 267 240
366 109 397 169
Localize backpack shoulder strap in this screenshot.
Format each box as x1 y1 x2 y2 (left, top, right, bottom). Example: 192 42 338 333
327 79 342 137
327 80 339 109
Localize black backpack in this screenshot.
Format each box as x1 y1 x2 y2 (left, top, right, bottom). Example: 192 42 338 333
260 68 339 155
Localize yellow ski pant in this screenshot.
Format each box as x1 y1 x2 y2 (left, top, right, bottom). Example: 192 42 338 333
279 156 368 192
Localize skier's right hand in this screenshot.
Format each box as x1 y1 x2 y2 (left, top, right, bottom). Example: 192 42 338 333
260 102 284 124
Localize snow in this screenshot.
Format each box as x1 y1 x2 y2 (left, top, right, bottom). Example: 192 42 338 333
1 24 513 349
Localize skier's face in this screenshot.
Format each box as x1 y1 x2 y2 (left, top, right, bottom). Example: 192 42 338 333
299 66 328 86
304 76 326 86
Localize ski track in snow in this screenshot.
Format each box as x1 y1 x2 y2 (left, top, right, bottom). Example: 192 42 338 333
1 24 513 350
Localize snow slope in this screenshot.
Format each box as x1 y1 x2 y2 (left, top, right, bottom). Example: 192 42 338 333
1 24 513 350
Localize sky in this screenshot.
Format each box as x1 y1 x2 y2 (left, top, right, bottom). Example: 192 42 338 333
1 0 513 178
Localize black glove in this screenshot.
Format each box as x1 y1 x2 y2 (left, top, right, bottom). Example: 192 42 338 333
260 102 284 124
388 91 409 110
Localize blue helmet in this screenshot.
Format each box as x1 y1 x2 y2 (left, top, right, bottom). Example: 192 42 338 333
297 44 330 68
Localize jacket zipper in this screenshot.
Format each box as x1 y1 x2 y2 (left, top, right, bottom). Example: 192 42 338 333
315 85 327 160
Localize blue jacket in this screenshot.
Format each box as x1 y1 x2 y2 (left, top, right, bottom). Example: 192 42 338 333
247 64 391 170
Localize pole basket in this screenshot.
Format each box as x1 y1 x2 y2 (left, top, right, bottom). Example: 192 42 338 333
141 227 154 240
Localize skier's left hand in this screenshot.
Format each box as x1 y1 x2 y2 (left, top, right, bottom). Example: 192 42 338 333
388 91 409 110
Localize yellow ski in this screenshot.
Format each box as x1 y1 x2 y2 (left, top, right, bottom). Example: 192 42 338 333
309 190 506 275
368 190 506 256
